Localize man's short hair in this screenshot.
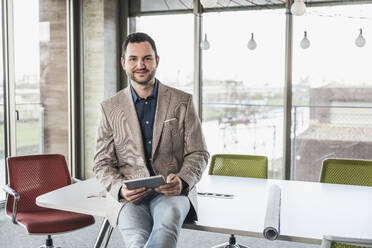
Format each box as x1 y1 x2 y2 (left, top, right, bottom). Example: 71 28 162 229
121 32 158 58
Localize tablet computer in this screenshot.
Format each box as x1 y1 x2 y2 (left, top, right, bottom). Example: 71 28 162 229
124 175 166 190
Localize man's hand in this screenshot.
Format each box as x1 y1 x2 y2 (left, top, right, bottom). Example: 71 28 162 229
155 173 182 196
120 185 152 204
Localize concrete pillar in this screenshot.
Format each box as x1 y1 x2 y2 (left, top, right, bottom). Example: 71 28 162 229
83 0 120 178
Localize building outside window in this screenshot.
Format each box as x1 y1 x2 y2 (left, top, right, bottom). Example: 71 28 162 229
292 4 372 181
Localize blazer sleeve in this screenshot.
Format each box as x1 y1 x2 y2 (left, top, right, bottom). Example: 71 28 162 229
93 103 126 202
177 96 210 190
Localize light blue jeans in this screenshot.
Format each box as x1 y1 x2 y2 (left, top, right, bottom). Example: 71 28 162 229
117 192 190 248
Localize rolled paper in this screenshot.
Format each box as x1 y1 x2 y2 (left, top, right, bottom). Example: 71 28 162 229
263 184 281 240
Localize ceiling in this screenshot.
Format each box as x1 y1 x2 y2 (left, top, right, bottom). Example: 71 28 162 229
129 0 371 15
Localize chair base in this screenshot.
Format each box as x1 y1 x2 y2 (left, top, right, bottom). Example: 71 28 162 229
38 235 61 248
212 234 249 248
212 243 249 248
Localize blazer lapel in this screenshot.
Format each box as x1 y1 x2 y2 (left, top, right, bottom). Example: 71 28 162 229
121 87 146 162
152 82 170 157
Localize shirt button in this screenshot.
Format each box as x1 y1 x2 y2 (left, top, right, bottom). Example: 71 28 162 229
145 101 148 104
148 141 152 144
145 121 149 124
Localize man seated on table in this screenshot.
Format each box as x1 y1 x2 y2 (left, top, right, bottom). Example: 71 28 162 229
93 32 209 248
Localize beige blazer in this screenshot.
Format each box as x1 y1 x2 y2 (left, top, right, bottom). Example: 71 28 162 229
93 82 209 227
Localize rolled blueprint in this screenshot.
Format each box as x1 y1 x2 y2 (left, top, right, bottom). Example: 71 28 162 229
263 184 281 241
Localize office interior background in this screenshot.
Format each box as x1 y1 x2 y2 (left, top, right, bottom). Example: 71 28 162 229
0 0 371 243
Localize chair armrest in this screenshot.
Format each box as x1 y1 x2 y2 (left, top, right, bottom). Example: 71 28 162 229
71 177 82 183
2 185 20 224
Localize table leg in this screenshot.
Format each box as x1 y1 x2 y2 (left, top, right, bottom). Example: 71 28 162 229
94 218 111 248
103 226 114 248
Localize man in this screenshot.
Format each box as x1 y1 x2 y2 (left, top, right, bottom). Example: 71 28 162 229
93 32 209 248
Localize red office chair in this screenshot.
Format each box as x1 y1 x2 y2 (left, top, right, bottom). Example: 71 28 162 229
3 154 95 248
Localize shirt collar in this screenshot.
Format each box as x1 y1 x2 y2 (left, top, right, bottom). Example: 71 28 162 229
131 79 158 103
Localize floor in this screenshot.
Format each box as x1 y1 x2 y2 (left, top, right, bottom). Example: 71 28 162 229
0 210 318 248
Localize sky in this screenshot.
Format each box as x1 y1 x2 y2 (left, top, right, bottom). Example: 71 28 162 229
13 0 40 81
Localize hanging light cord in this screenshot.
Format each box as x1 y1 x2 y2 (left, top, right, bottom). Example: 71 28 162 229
163 0 170 10
241 0 278 10
178 0 192 9
231 0 286 7
217 1 231 11
176 0 201 17
264 0 287 6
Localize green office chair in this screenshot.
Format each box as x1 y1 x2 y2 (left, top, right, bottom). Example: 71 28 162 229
209 154 268 179
320 158 372 186
321 236 372 248
208 154 268 248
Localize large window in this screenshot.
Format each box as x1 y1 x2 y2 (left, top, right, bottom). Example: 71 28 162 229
292 4 372 181
2 0 370 189
0 2 5 203
134 14 194 94
0 0 69 203
12 0 69 157
202 10 286 179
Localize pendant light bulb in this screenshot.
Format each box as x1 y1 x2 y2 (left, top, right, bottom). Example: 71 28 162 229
291 0 306 16
355 28 366 48
200 34 211 50
300 31 311 49
200 0 218 8
247 33 257 50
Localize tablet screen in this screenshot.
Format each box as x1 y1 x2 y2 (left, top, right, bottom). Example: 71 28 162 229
124 175 166 190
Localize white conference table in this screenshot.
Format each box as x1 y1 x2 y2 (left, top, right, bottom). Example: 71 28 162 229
36 175 372 247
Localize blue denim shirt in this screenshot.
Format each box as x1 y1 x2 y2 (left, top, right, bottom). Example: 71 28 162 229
130 79 159 176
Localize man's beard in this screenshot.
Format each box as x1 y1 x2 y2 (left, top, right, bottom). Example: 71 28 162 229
128 69 156 85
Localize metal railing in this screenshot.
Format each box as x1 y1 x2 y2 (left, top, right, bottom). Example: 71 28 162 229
0 102 44 156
